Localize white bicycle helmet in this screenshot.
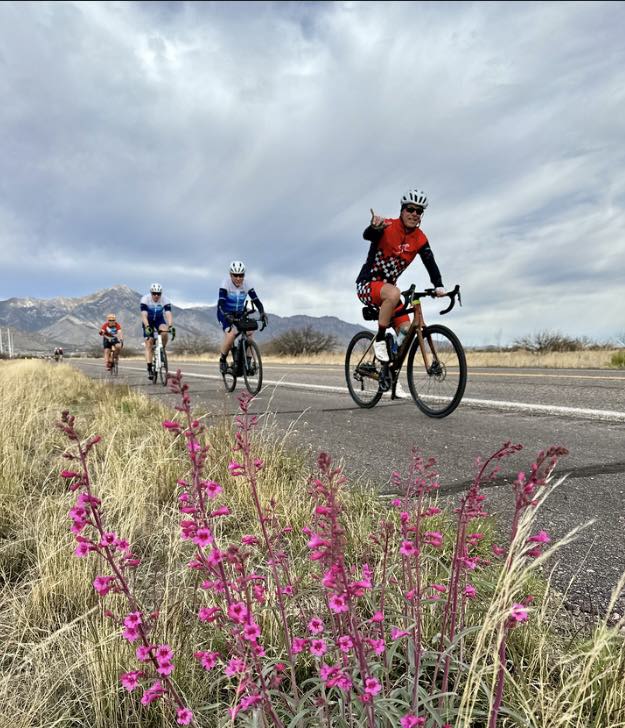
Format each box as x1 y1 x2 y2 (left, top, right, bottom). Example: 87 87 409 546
229 261 246 275
150 282 163 293
400 189 429 209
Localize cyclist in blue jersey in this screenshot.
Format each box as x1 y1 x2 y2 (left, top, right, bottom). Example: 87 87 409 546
218 261 268 374
140 283 175 379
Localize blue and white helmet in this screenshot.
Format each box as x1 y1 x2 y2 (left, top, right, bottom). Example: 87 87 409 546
229 260 246 275
400 189 429 209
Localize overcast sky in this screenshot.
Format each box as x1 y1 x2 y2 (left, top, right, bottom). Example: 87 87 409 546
1 1 624 345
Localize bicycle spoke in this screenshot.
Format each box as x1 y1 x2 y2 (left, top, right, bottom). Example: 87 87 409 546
345 331 383 408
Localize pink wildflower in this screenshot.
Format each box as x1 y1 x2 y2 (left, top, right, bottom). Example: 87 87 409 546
310 639 327 657
291 637 308 653
423 530 444 547
243 622 261 642
308 617 325 634
136 645 152 662
401 715 426 728
154 644 173 662
92 575 114 596
492 544 506 557
123 612 142 629
400 540 418 557
74 541 91 557
391 627 409 640
369 610 384 623
242 534 258 545
162 420 181 430
225 658 246 677
431 583 447 593
210 505 230 517
368 638 385 655
195 650 219 670
338 635 353 653
464 584 477 599
204 480 223 499
120 671 142 692
198 606 221 623
510 603 529 623
364 676 381 696
528 530 551 544
176 707 193 725
228 461 244 476
192 527 213 548
329 594 348 613
228 601 249 624
156 660 174 676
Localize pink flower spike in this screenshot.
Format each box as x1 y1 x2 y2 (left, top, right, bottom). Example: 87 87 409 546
464 584 477 599
61 470 80 479
154 644 174 662
198 606 221 623
122 626 140 643
176 707 193 725
369 610 384 623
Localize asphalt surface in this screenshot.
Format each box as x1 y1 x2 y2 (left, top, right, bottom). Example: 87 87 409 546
71 358 625 620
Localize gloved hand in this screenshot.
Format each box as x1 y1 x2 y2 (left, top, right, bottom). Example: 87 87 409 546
145 325 154 336
169 326 176 341
260 313 268 328
434 287 447 297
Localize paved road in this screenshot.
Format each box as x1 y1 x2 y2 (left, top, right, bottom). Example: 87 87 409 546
72 359 625 619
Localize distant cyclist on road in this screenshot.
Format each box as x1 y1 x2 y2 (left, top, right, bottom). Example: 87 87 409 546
217 261 267 374
99 313 123 371
356 188 446 363
140 283 175 379
54 347 64 362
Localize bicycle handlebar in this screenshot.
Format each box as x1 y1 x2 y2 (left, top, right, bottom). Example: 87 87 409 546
398 284 462 316
229 311 267 332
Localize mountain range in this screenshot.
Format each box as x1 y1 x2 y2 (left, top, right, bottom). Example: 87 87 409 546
0 285 366 353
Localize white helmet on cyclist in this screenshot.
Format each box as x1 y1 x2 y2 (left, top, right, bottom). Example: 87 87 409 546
400 189 429 210
229 261 246 275
150 282 163 294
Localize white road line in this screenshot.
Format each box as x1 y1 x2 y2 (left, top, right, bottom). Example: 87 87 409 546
77 362 625 422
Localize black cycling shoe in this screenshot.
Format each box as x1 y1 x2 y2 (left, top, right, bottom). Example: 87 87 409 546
219 357 228 375
378 364 392 392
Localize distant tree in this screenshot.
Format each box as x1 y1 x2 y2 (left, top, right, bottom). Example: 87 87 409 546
512 330 593 353
263 326 338 357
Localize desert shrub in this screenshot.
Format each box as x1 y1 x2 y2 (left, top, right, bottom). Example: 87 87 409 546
610 351 625 369
171 335 219 356
513 330 593 353
264 325 338 356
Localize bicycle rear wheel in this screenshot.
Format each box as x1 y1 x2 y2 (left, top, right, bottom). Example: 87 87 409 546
406 324 467 418
243 339 263 395
345 331 383 408
159 348 168 386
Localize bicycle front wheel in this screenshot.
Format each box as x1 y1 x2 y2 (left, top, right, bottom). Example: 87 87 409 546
243 339 263 395
159 348 168 386
406 324 467 418
345 331 383 408
222 349 237 392
112 356 119 377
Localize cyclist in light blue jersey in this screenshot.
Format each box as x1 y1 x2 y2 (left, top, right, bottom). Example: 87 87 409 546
140 282 175 379
218 261 267 374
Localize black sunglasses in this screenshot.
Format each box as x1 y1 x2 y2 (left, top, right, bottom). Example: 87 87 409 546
403 206 424 215
151 292 162 296
231 273 245 278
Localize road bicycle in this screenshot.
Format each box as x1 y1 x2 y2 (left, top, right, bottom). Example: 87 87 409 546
345 285 467 418
221 309 266 396
103 336 121 377
149 327 175 386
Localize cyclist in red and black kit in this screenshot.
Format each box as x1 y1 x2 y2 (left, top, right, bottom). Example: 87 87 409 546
356 188 446 363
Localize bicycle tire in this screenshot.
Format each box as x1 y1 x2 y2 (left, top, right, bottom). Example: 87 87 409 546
112 356 119 377
159 348 168 386
406 324 467 418
243 339 263 395
222 347 237 392
345 331 383 408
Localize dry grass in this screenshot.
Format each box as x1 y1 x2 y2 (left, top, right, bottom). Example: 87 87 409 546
119 349 625 369
1 360 623 727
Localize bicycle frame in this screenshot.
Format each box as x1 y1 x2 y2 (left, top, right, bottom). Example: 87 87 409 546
355 285 461 392
152 332 164 373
